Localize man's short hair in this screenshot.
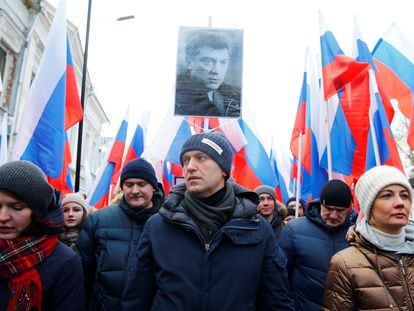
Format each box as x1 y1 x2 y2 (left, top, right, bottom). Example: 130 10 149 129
186 30 231 57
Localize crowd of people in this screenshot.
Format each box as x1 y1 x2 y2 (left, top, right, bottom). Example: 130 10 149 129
0 132 413 310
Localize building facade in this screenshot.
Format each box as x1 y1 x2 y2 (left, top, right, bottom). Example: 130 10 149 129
0 0 109 192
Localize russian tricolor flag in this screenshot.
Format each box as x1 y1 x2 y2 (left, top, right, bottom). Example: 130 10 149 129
290 49 327 202
319 12 369 100
12 0 82 192
123 124 144 164
372 24 414 149
365 70 403 171
232 119 276 190
270 142 291 204
160 119 191 195
124 111 150 164
87 113 128 208
319 14 369 177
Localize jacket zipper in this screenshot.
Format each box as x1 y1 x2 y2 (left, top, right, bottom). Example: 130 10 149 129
399 257 414 309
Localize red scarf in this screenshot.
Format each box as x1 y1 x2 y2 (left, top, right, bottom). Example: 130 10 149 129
0 235 58 311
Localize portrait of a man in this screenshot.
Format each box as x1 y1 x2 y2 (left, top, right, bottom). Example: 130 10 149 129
174 27 243 118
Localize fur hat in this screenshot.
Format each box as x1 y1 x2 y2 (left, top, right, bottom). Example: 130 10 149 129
356 165 412 220
120 158 158 189
254 185 276 202
320 179 352 208
0 160 54 220
62 192 89 213
180 132 232 178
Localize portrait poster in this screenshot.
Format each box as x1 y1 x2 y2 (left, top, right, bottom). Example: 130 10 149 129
174 27 243 118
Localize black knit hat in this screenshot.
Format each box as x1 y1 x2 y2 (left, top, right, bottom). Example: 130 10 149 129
180 132 233 178
320 179 352 208
254 185 276 202
120 158 158 189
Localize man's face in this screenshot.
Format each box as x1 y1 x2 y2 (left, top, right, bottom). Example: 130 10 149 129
257 194 275 217
287 201 304 217
320 204 350 228
122 178 154 209
187 46 230 90
182 150 226 198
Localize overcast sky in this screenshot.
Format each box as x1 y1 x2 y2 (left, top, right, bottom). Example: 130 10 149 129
50 0 414 156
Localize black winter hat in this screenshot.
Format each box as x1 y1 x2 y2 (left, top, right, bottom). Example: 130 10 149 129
180 132 233 178
120 158 158 189
320 179 352 208
0 160 54 220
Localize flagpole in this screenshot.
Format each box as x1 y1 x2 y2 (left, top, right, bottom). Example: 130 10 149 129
368 69 381 165
295 133 303 219
74 0 92 192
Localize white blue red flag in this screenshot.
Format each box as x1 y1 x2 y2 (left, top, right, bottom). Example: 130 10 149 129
232 119 277 190
372 24 414 149
290 49 327 202
319 13 370 177
365 70 403 171
11 0 82 192
270 142 292 204
87 113 128 208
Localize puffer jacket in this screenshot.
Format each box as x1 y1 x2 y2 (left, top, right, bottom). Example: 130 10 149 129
122 182 294 310
76 185 164 311
277 200 355 311
322 226 414 311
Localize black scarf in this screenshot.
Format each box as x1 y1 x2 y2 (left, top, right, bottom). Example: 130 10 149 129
184 183 235 242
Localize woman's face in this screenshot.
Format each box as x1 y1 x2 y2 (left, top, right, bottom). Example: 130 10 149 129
63 203 85 228
0 190 33 239
369 184 411 234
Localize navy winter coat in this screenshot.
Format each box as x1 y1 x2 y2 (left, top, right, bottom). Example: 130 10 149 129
277 200 355 311
0 242 85 311
122 183 294 310
76 186 164 311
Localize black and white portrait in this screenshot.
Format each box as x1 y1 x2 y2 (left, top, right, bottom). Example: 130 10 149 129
174 27 243 118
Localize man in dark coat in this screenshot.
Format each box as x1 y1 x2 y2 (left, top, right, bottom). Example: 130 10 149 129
175 30 241 118
76 158 165 310
122 132 294 310
254 184 286 238
278 179 356 311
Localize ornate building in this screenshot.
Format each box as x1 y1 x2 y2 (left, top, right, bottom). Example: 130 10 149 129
0 0 109 192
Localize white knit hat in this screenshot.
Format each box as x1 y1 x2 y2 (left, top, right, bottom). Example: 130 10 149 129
355 165 412 220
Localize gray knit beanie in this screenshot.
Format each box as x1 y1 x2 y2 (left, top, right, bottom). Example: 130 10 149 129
355 165 412 220
0 160 54 220
254 185 276 202
180 132 233 178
